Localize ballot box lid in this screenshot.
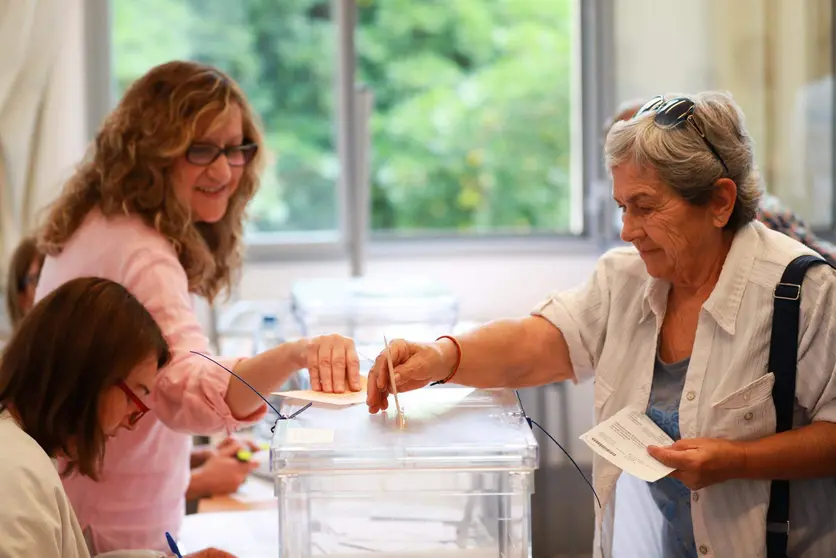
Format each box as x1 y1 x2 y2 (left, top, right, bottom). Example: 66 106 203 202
269 387 538 475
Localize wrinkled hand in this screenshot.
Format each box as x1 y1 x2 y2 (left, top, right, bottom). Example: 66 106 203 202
366 338 450 414
648 438 747 490
183 550 237 558
300 334 361 393
191 441 258 496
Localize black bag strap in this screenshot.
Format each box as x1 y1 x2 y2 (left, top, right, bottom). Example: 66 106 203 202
765 254 832 558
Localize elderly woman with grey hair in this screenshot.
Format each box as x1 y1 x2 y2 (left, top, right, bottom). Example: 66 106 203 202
606 97 836 265
365 91 836 557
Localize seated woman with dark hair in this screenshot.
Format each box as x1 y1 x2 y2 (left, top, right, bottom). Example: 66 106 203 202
0 277 233 557
2 235 263 516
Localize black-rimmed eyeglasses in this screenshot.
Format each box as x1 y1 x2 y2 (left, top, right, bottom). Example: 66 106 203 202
185 142 258 167
634 96 729 175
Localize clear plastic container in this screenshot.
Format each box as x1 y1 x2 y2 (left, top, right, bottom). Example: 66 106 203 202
289 277 459 354
270 387 539 557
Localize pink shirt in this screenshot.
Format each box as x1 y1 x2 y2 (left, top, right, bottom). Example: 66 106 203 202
35 209 266 553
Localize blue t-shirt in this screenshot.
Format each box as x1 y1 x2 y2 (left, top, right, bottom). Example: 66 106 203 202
645 355 697 558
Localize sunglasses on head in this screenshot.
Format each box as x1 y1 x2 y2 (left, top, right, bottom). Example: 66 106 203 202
634 96 729 175
185 142 258 167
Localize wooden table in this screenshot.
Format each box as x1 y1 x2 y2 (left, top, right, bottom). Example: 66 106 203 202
197 476 276 513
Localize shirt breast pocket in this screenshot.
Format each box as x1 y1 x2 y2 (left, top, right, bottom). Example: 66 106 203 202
707 372 777 441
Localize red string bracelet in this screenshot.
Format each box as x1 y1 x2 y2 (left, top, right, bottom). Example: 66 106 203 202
431 335 462 385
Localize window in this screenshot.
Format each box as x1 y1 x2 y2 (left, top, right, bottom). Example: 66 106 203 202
108 0 584 248
357 0 576 235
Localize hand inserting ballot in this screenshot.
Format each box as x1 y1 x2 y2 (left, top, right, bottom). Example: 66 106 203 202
296 334 363 393
366 338 456 413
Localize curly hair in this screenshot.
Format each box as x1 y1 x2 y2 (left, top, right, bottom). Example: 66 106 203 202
38 61 265 301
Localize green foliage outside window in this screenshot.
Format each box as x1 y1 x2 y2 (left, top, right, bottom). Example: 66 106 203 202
112 0 574 235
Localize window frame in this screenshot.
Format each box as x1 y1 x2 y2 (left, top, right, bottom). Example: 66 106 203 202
89 0 616 263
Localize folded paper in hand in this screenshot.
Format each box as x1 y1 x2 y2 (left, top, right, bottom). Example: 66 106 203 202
579 406 675 482
272 375 367 406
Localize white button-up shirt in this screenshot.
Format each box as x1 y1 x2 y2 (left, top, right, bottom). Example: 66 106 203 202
0 412 168 558
535 222 836 558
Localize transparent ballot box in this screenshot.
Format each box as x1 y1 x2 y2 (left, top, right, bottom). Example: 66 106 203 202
270 387 539 557
289 277 459 349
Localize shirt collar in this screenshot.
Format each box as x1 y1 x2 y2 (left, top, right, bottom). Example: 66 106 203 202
639 222 759 334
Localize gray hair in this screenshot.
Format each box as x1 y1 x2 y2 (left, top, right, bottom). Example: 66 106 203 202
603 97 646 136
605 91 762 231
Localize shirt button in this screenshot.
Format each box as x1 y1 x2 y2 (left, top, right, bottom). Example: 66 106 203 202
686 391 696 401
692 492 699 502
699 545 709 555
744 412 754 421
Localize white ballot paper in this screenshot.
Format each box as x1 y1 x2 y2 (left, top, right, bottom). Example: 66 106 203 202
579 407 676 482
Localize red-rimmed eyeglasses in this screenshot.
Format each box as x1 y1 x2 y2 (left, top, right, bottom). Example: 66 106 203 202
117 381 150 427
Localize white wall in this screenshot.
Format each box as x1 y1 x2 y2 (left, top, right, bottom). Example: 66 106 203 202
31 0 88 212
613 0 833 227
613 0 714 102
0 0 86 341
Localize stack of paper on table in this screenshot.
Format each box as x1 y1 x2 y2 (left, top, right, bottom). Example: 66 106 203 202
306 499 494 555
311 522 492 556
179 508 498 557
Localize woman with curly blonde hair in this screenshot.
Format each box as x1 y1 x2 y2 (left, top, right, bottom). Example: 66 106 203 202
35 60 362 554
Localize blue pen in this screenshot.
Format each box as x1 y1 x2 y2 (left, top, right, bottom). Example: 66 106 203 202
165 532 183 558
